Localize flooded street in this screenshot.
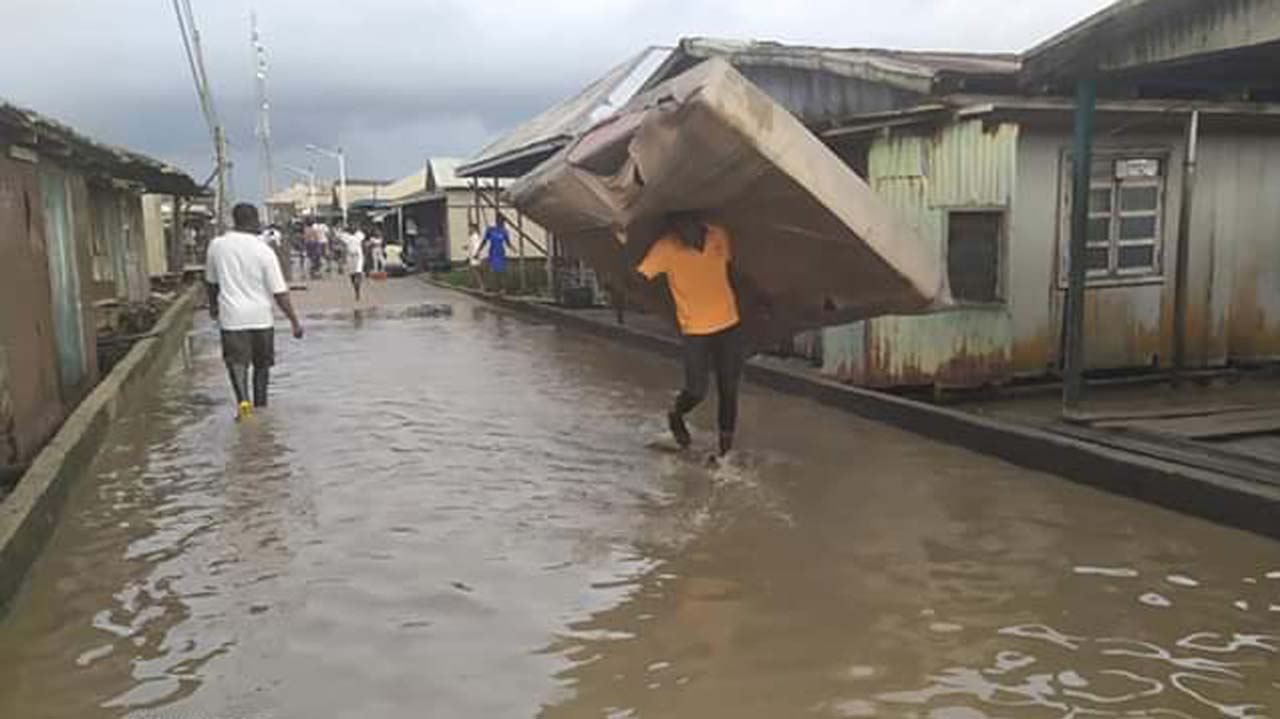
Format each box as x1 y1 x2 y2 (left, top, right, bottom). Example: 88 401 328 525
0 278 1276 719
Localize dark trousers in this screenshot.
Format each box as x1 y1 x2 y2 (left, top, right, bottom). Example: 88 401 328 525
675 324 744 435
220 329 274 407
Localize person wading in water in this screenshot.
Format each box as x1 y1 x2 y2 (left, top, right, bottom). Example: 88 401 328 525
205 203 305 420
635 211 752 459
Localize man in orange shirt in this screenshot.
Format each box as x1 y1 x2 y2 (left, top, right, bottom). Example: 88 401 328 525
637 211 746 458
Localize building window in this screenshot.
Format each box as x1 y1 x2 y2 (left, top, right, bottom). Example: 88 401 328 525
947 210 1003 303
1063 153 1165 284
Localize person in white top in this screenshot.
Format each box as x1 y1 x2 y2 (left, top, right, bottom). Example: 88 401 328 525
339 225 366 301
205 203 305 420
465 222 486 292
369 228 386 273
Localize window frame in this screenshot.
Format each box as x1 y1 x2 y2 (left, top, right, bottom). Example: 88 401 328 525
1057 148 1170 289
943 206 1008 307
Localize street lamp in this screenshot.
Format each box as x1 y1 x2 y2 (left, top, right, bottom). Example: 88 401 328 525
305 143 347 226
282 164 317 217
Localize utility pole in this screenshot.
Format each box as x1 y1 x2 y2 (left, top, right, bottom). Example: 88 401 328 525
251 10 276 224
173 0 231 233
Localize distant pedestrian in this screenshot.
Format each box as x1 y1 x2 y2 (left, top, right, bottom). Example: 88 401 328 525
369 227 386 273
476 215 515 293
465 222 486 292
304 220 325 279
339 225 366 302
261 223 290 281
635 211 751 458
205 203 305 421
261 223 282 249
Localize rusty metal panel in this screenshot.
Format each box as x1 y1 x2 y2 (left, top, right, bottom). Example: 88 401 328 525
930 121 1018 208
738 65 926 126
1196 133 1280 363
38 166 88 397
821 121 1016 388
0 154 65 464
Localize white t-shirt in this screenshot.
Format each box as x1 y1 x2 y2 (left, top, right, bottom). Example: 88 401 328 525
340 232 365 274
205 231 288 330
466 232 483 267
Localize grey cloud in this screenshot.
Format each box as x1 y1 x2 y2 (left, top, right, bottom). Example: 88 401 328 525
2 0 1113 201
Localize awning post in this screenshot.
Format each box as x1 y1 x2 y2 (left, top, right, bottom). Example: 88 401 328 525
1063 77 1096 414
1172 109 1200 382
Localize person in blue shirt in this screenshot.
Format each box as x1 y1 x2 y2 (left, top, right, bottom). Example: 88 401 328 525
476 215 516 293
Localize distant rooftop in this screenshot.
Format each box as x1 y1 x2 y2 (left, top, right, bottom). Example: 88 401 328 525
458 46 674 179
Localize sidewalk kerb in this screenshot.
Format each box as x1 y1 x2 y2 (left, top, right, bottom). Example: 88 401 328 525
0 285 199 612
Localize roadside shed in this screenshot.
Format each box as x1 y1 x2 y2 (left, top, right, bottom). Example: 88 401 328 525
0 100 199 483
386 158 548 268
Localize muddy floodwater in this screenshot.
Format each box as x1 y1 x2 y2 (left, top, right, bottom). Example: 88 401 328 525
0 279 1276 719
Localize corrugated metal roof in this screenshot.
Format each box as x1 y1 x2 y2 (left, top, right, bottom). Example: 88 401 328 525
458 46 673 178
0 99 202 195
649 38 1020 96
383 166 427 200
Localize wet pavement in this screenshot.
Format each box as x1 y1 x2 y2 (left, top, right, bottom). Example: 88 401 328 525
0 277 1277 719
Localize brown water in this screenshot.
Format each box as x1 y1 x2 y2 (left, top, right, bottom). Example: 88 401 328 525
0 279 1276 719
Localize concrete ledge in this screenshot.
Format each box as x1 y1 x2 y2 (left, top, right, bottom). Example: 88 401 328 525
0 285 198 612
428 279 1280 540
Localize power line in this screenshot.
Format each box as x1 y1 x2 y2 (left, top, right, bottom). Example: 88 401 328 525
172 0 231 232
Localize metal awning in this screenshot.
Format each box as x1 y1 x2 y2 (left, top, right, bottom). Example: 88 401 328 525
457 47 673 179
0 100 203 196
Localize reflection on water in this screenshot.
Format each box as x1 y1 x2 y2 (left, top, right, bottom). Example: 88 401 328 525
0 279 1276 719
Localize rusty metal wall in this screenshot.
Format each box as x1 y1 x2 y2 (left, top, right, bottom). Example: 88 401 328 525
86 185 150 304
1013 123 1280 373
0 152 64 467
822 119 1016 388
737 65 926 126
1015 126 1187 373
1195 132 1280 363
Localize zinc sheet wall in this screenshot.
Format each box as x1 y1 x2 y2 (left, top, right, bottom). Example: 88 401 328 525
141 194 167 278
1194 132 1280 363
737 65 927 126
1012 124 1280 372
1013 127 1186 374
822 120 1017 388
0 153 64 466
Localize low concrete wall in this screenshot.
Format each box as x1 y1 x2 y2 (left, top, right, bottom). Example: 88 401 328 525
430 280 1280 541
0 285 197 612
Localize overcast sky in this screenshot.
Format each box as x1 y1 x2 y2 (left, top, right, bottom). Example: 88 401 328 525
2 0 1113 201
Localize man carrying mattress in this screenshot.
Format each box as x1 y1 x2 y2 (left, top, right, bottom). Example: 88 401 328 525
636 211 748 459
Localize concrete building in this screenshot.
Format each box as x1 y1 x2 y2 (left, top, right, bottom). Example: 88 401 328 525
0 101 199 483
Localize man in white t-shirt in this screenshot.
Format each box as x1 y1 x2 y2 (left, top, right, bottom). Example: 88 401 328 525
339 226 365 301
206 203 305 421
465 222 486 292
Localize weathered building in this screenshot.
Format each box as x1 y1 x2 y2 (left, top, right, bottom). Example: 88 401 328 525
632 35 1280 388
385 158 548 267
0 101 198 482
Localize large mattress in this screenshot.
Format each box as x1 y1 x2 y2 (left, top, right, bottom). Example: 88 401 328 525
508 57 945 346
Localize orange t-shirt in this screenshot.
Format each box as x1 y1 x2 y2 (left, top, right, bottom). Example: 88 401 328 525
637 224 740 336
